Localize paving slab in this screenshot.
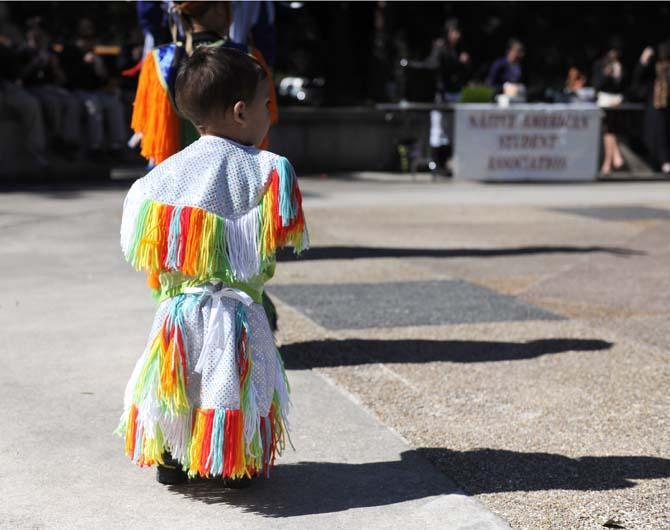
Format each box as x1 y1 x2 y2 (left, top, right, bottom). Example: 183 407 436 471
521 221 670 318
269 280 561 330
0 188 509 530
268 181 670 530
553 205 670 221
3 178 670 530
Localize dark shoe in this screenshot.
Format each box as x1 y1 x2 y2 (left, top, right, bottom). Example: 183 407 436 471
429 145 452 177
222 475 253 489
156 452 188 485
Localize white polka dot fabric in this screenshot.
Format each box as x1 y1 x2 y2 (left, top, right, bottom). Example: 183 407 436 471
120 135 280 257
135 293 279 415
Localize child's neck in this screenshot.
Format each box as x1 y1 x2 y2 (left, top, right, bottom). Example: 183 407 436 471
199 126 253 147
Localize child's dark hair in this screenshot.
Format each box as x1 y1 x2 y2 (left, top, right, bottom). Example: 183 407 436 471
175 46 267 128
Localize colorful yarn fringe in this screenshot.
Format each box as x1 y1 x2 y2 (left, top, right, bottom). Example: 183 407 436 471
131 50 180 164
260 158 308 260
126 159 307 286
118 295 292 479
132 295 190 417
235 304 265 465
128 200 229 280
121 399 287 479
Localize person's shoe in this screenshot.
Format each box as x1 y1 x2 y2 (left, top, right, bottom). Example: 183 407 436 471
156 452 188 485
222 475 253 489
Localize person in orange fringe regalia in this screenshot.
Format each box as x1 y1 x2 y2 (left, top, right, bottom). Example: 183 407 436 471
117 46 308 486
131 1 278 164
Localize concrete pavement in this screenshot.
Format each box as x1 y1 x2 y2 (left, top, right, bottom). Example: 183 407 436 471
0 184 510 529
1 177 669 529
270 176 670 530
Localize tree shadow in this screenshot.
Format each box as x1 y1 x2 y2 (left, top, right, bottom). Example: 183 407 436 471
168 450 457 517
167 448 670 518
279 338 613 369
418 448 670 494
276 245 643 262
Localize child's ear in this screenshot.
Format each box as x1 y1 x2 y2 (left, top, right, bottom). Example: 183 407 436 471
233 101 246 126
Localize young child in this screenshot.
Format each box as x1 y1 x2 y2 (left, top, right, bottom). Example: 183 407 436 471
117 46 308 486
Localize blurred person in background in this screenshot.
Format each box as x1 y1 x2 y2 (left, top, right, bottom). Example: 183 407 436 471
61 17 126 158
131 0 277 164
565 67 587 100
548 66 594 103
634 42 670 175
0 0 22 48
136 1 171 57
19 19 83 158
407 18 471 176
0 2 48 168
369 1 392 102
593 41 626 174
487 38 525 95
229 1 276 66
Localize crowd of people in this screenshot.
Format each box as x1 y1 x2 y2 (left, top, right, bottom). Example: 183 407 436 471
0 1 279 171
398 15 670 175
2 2 670 175
0 3 140 169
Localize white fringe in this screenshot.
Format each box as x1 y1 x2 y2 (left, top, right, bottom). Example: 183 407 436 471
243 383 261 455
137 393 161 440
273 349 292 429
119 184 143 257
122 348 148 411
225 208 260 281
160 412 192 463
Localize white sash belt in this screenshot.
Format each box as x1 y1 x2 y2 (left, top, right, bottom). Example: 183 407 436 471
182 282 254 374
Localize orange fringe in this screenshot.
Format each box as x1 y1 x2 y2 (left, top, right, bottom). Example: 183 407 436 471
131 51 181 164
252 48 278 149
124 404 139 458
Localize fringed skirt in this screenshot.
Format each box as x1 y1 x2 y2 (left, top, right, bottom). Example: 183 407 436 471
117 285 291 479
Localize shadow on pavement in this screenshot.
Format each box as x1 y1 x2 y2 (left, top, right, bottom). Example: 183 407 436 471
166 448 670 517
417 448 670 493
167 449 458 516
279 338 613 369
277 245 643 261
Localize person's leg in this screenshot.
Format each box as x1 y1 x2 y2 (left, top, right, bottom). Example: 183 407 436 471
30 86 61 145
429 92 450 174
601 133 614 174
56 87 83 149
612 134 625 169
99 92 126 151
4 83 48 165
429 113 450 174
658 109 670 174
78 90 103 152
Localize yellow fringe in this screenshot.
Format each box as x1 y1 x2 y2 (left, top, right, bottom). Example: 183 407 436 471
260 183 277 259
188 411 208 476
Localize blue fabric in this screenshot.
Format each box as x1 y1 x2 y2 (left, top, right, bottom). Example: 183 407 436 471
276 157 297 226
155 43 183 101
136 1 170 44
487 57 523 91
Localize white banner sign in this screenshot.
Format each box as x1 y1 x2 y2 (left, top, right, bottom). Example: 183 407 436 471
453 104 601 181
